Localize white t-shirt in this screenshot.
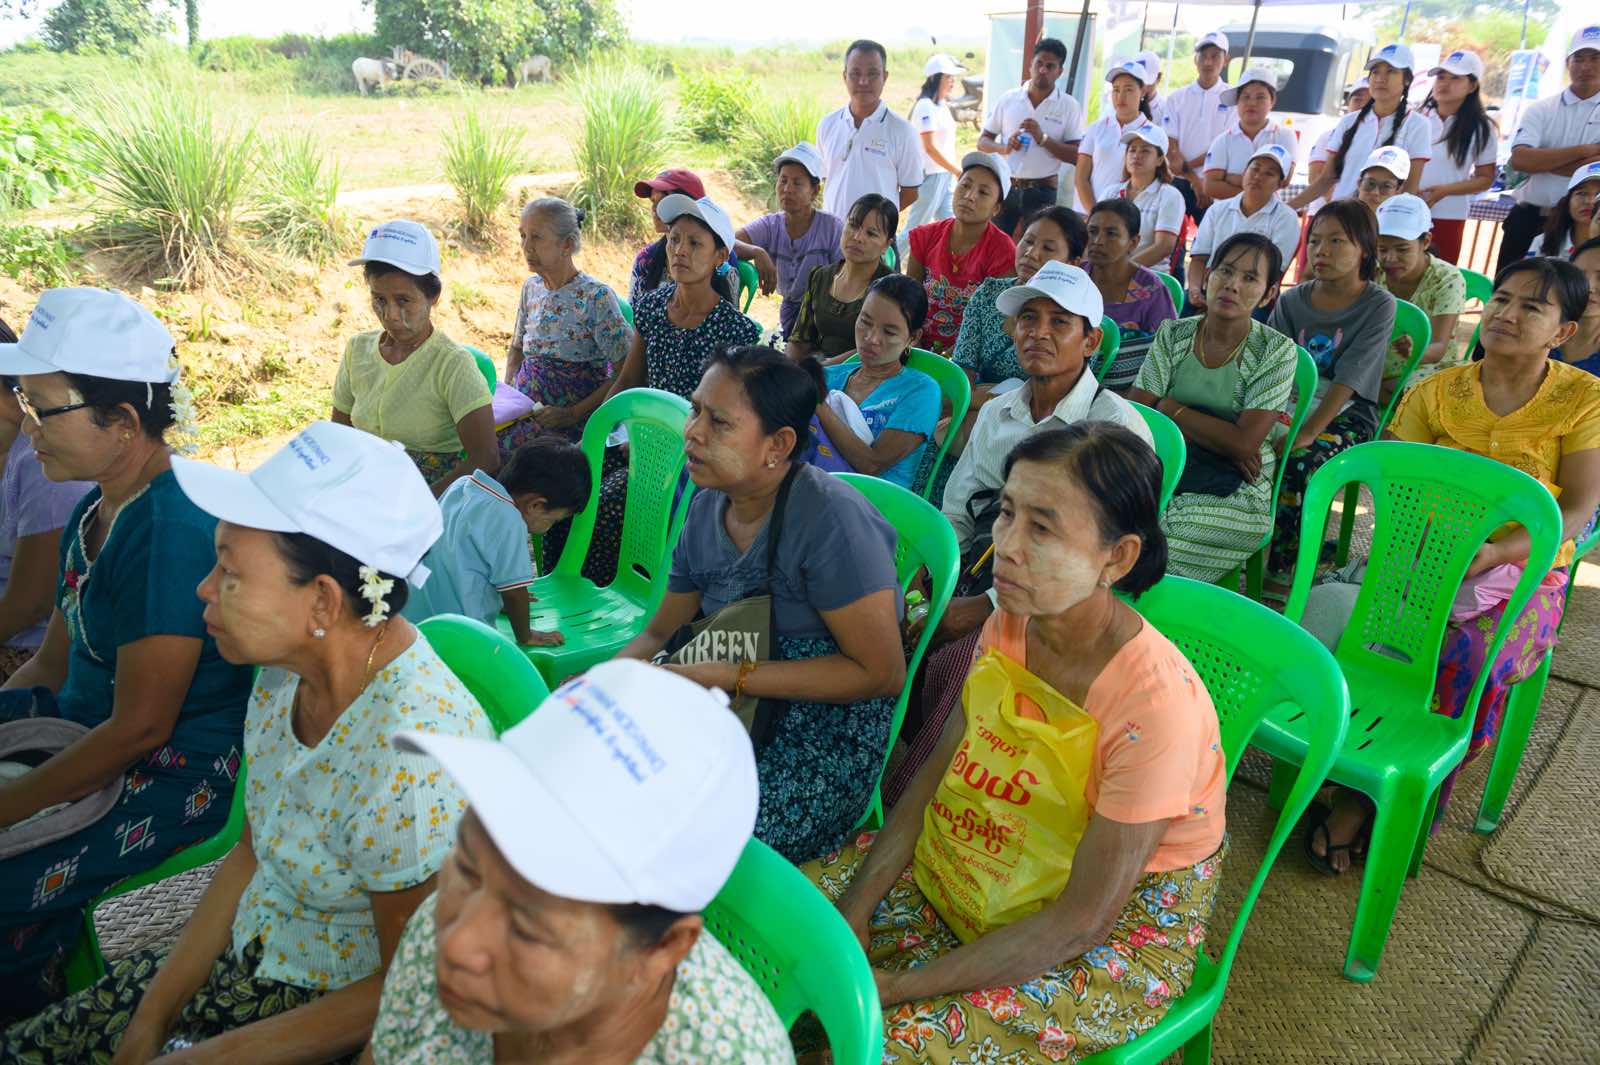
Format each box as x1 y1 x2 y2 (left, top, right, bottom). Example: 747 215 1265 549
1324 107 1435 201
1073 113 1150 211
817 102 925 217
1203 121 1299 195
910 97 958 177
1510 88 1600 208
983 83 1087 180
1190 193 1302 268
1163 79 1233 165
1420 113 1500 221
1115 178 1186 274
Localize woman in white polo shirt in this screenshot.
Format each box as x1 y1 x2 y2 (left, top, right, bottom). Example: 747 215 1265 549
1112 121 1186 274
1202 65 1298 202
1074 58 1152 213
1188 143 1301 309
900 54 966 254
1418 50 1499 264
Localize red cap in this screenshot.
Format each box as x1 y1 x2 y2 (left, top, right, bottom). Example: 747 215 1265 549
634 168 706 200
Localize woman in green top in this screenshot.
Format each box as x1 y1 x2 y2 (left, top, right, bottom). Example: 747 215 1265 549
1374 193 1464 404
785 194 897 362
332 220 498 496
1128 232 1298 582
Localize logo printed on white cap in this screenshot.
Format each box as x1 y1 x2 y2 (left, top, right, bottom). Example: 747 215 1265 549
349 219 442 277
0 288 177 385
1376 193 1433 240
1364 146 1412 181
1569 161 1600 192
995 259 1105 325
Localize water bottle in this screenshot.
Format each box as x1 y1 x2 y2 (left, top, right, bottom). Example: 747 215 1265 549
1016 131 1032 156
905 589 929 628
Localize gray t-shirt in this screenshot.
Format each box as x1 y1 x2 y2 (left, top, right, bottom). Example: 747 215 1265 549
669 463 901 640
1268 280 1396 433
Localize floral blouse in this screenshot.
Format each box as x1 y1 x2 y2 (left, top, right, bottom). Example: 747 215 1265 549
952 275 1023 384
633 283 763 398
511 272 631 369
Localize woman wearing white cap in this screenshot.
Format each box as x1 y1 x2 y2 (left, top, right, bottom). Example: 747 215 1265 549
361 660 793 1063
1074 59 1153 214
1355 146 1411 215
1112 121 1186 273
1535 162 1600 259
1375 194 1465 398
335 219 499 495
0 289 251 1019
905 151 1016 354
1201 66 1298 203
734 144 844 339
1290 43 1433 209
1417 49 1498 265
898 54 966 254
1187 144 1301 308
3 420 494 1060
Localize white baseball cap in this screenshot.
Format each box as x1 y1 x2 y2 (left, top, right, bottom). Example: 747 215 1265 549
774 141 824 181
656 193 736 252
1568 160 1600 192
1136 49 1162 81
924 53 966 76
1376 194 1433 240
393 660 759 912
1195 31 1230 55
1248 143 1294 180
1220 66 1280 105
996 260 1105 325
960 150 1011 200
1105 58 1148 86
1362 145 1412 181
1119 121 1170 155
1348 77 1370 95
1367 43 1415 72
0 288 176 384
1431 50 1484 80
1569 25 1600 58
171 420 441 583
349 219 442 277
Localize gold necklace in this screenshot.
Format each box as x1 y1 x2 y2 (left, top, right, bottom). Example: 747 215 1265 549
1196 320 1246 369
363 620 390 690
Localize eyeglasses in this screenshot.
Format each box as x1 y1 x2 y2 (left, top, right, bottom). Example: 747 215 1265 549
1359 177 1401 195
13 385 88 425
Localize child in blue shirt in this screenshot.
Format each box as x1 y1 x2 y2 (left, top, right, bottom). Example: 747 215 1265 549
404 438 591 645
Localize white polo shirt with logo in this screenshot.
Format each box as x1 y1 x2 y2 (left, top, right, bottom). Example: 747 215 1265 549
1190 192 1302 268
1421 115 1499 221
1203 121 1299 195
1324 108 1435 201
817 101 925 217
1510 88 1600 209
1073 113 1152 211
1163 79 1233 165
984 83 1088 181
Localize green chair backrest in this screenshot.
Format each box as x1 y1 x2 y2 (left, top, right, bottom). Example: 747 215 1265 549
1271 346 1319 510
619 297 634 327
1460 267 1493 307
737 258 759 313
1285 442 1562 734
419 614 551 734
555 388 696 608
465 344 497 395
882 243 899 270
1377 298 1432 431
1091 315 1122 382
705 838 884 1065
1127 401 1186 511
838 348 973 503
1157 271 1184 314
834 472 960 827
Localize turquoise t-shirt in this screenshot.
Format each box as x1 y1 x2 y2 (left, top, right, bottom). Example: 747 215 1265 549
823 363 941 490
55 470 252 757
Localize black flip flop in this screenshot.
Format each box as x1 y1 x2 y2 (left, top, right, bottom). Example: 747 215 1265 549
1304 805 1371 877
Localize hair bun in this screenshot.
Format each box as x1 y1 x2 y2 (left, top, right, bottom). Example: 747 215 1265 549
574 207 587 225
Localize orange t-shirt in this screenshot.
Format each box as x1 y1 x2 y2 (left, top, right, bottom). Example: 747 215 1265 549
978 609 1227 871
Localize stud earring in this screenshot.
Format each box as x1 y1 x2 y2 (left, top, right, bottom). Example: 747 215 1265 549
313 627 326 639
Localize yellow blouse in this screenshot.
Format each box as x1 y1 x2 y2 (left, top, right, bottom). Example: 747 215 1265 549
1390 360 1600 566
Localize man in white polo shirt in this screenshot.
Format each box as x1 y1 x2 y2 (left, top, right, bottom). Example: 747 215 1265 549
816 39 924 218
1501 25 1600 270
979 36 1087 238
1136 50 1169 128
1203 65 1298 202
1162 31 1233 217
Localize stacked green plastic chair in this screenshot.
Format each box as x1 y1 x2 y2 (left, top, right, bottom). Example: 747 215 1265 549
420 614 551 733
1127 401 1186 511
1091 316 1122 382
737 259 759 313
838 348 972 503
1157 271 1184 315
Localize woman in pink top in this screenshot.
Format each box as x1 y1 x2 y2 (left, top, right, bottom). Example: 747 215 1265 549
805 421 1227 1064
906 152 1017 354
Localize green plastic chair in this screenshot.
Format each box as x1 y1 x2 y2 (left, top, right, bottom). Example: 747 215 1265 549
619 297 634 327
704 837 883 1065
1157 271 1184 315
498 388 696 687
1333 299 1431 566
420 614 551 734
1127 401 1186 511
833 472 959 829
1218 346 1318 601
1460 267 1492 307
839 348 972 503
1091 315 1122 382
737 258 759 313
464 344 497 395
1081 575 1349 1064
1259 441 1561 981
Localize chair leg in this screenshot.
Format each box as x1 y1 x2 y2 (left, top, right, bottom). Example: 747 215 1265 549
1344 782 1427 982
1335 484 1359 567
1182 1019 1215 1065
1265 756 1296 813
1475 650 1550 834
1407 787 1440 879
1245 546 1265 602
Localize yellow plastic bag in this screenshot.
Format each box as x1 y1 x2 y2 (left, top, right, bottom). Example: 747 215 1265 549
912 648 1099 943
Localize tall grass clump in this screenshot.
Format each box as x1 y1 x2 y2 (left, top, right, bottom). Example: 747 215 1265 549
569 59 674 237
253 132 353 263
677 67 756 142
77 82 261 288
730 95 826 202
442 108 526 238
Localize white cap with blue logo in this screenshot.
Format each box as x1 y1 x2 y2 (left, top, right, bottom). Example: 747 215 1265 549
1431 50 1484 80
1119 121 1170 154
1248 143 1294 180
1105 58 1149 86
1568 161 1600 193
1376 194 1434 241
1570 25 1600 58
996 260 1106 325
1363 146 1413 182
1195 31 1230 55
349 219 442 277
1366 43 1416 73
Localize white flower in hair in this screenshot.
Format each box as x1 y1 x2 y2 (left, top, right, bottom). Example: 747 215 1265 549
358 565 395 627
166 353 201 456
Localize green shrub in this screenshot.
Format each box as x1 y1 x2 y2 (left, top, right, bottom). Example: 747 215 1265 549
730 95 826 203
252 132 352 263
373 77 461 97
0 110 90 211
569 59 675 238
41 0 172 55
442 107 527 237
676 67 757 142
285 33 385 95
0 223 77 286
195 36 287 72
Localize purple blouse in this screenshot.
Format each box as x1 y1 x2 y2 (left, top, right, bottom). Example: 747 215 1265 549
1 432 91 648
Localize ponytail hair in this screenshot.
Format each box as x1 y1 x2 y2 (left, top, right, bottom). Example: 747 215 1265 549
1331 70 1414 181
911 72 943 118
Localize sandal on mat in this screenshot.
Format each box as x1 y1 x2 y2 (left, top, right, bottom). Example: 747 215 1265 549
1304 804 1371 877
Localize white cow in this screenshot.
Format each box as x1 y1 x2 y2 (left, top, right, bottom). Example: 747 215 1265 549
517 55 552 85
352 57 390 95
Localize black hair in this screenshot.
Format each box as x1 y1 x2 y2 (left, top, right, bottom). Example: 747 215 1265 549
846 193 900 243
1423 78 1496 169
62 372 176 441
0 316 15 344
1311 199 1381 281
864 274 929 358
703 345 824 460
499 438 593 512
273 532 410 622
362 260 443 301
1331 67 1414 182
1493 256 1590 325
1090 197 1143 240
1571 236 1600 262
1209 232 1286 292
773 158 820 193
609 902 691 947
1001 422 1168 598
1034 37 1068 64
1022 205 1089 260
1109 69 1152 121
914 73 944 111
845 39 887 69
639 238 738 303
1539 183 1594 256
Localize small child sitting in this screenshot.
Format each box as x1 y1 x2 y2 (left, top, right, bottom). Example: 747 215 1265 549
404 438 591 645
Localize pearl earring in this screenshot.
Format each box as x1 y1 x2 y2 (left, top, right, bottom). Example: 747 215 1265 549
313 627 326 639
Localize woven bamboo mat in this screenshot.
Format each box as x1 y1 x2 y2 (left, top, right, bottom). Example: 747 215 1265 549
94 861 218 962
1552 580 1600 689
1461 920 1600 1065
